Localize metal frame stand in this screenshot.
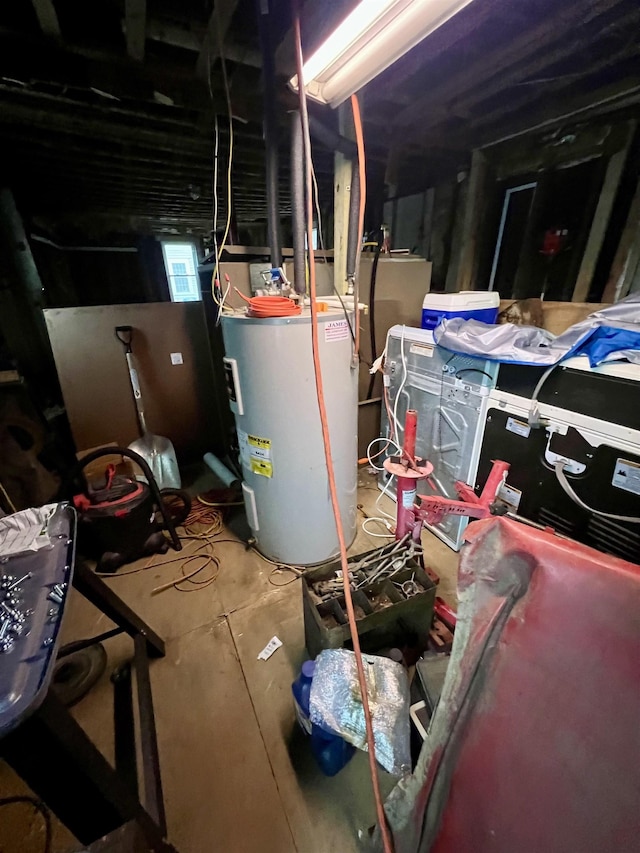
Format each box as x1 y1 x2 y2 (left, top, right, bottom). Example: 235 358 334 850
0 560 176 852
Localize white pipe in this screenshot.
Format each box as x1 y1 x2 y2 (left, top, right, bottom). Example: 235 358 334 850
203 453 240 488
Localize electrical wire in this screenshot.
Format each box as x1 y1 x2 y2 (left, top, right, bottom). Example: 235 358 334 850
359 438 401 534
95 499 237 589
357 472 398 537
528 363 557 426
0 796 52 853
150 499 225 591
0 479 17 514
152 546 220 593
292 7 393 850
455 367 493 382
366 436 402 471
212 112 220 273
362 517 395 538
180 499 225 538
391 325 409 438
197 497 245 507
210 7 235 320
96 495 305 588
266 564 306 586
375 466 400 522
311 159 325 259
311 156 356 344
366 231 384 399
554 462 640 523
234 288 302 317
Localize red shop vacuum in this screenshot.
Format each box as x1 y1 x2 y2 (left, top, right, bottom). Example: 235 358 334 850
72 446 191 573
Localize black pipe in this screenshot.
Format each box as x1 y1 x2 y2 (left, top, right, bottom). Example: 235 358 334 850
366 231 384 399
291 111 306 295
308 114 357 159
256 1 282 268
346 160 361 285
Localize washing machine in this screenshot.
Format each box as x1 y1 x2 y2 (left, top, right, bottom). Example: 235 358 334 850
378 325 498 550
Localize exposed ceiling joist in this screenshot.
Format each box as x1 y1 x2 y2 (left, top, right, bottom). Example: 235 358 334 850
452 9 640 120
0 41 261 120
393 0 629 129
479 77 640 149
411 75 640 155
196 0 240 81
30 0 60 38
147 18 261 67
125 0 147 62
467 52 640 145
146 18 204 52
372 0 505 102
396 4 640 150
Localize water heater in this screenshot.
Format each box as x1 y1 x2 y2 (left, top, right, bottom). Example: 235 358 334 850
221 309 358 565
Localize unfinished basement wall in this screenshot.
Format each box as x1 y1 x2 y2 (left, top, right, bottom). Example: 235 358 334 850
382 179 464 292
448 117 640 303
30 235 171 307
383 114 640 304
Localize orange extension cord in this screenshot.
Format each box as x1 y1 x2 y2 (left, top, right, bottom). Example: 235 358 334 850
234 288 302 318
292 6 394 852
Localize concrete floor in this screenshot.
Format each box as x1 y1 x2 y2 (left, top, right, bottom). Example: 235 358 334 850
0 472 459 853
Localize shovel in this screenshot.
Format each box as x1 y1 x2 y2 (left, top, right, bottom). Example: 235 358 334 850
115 325 181 489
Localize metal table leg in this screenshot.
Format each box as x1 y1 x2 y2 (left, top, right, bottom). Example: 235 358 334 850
0 692 168 848
72 560 165 658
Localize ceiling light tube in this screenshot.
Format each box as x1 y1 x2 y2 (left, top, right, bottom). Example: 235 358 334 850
290 0 475 108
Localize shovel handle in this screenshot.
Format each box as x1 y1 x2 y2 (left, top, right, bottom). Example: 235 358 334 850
116 326 147 434
115 325 133 353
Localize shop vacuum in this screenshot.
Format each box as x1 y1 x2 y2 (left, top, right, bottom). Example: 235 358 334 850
71 446 191 573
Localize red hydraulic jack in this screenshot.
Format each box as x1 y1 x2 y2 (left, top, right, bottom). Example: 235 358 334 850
383 409 510 563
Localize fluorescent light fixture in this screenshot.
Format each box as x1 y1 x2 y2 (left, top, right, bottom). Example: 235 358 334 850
290 0 475 108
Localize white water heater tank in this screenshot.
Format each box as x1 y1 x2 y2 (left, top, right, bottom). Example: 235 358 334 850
221 309 358 565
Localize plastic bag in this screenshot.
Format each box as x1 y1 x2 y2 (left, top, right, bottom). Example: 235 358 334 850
309 648 411 777
433 292 640 366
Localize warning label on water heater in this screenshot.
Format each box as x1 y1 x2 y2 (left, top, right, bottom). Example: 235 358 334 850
612 458 640 496
238 429 273 478
324 319 349 342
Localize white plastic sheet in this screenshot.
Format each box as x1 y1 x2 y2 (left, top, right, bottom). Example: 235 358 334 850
434 293 640 365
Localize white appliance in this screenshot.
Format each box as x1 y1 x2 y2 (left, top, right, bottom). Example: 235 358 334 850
221 310 358 565
378 325 498 550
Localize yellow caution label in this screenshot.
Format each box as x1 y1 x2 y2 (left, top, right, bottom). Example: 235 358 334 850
250 458 273 478
248 435 271 458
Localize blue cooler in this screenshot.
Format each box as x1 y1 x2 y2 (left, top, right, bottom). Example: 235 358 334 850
421 291 500 330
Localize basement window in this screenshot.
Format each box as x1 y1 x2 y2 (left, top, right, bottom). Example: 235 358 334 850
161 242 201 302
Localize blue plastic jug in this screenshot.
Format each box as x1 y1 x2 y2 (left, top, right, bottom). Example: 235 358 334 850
292 659 355 776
